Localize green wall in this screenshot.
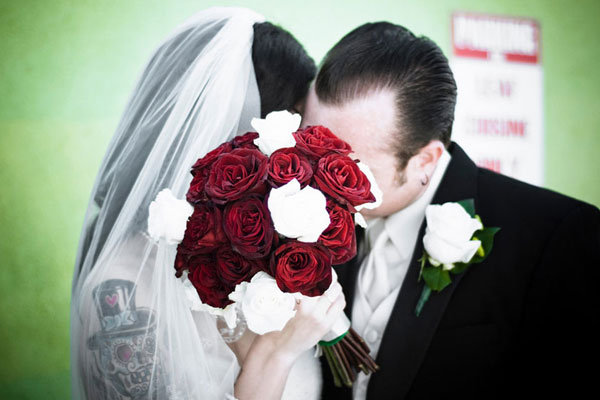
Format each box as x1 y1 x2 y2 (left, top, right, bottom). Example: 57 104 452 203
1 0 598 398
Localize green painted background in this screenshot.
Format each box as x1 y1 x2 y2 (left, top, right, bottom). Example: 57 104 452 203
1 0 598 398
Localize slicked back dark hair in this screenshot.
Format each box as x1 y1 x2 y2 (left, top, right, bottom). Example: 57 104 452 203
316 22 457 170
253 22 317 117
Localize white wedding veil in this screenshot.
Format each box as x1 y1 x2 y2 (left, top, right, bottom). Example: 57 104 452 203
71 7 264 399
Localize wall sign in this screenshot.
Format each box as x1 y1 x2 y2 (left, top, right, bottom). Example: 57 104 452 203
450 12 544 185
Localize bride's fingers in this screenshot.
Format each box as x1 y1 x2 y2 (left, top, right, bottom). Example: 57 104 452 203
314 291 345 321
312 281 343 315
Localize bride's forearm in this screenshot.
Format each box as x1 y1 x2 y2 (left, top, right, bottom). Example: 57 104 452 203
234 334 296 400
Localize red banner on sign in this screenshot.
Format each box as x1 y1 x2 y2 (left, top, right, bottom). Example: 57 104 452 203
452 12 541 64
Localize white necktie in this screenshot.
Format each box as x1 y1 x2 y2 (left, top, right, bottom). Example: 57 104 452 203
360 221 393 310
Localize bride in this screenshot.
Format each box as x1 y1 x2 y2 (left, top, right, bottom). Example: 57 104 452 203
70 7 346 400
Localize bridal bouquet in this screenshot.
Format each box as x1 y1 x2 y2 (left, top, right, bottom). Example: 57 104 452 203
148 111 382 387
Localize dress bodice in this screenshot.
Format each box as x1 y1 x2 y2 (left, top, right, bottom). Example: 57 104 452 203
281 347 322 400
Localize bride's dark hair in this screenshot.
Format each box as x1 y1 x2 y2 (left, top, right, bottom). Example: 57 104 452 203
252 22 316 117
75 21 315 278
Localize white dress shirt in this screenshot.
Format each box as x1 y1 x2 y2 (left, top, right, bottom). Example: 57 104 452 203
351 150 451 400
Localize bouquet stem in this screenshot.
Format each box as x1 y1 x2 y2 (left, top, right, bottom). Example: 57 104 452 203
322 346 342 387
319 328 379 387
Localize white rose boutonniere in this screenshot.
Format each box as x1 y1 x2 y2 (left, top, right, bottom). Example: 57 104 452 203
415 199 500 316
423 202 483 267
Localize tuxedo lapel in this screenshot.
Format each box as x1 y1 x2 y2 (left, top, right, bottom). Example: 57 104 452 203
366 142 480 399
335 226 366 317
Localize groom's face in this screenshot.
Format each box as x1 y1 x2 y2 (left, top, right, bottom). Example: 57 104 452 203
302 86 422 218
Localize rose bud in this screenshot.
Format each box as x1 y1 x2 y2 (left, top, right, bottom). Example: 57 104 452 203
270 241 332 297
223 196 275 259
205 148 268 204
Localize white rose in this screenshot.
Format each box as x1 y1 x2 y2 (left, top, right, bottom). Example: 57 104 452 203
355 162 383 211
147 189 193 245
251 110 301 156
229 271 297 335
422 202 483 267
267 179 331 243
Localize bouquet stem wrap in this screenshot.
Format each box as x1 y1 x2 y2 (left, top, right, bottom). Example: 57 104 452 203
320 313 351 343
318 313 379 387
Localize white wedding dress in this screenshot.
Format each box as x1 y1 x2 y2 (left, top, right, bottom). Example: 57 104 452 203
280 348 322 400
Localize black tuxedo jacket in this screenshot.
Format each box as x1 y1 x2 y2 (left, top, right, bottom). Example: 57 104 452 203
320 142 600 399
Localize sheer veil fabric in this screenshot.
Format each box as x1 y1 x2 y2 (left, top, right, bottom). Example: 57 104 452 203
71 8 265 399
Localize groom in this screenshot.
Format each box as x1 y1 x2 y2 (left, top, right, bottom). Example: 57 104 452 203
302 22 600 399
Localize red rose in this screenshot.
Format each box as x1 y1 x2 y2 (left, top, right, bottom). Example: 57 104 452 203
319 200 357 264
174 247 189 277
215 246 266 288
186 171 209 203
191 142 234 176
293 125 353 158
314 153 376 211
231 131 259 149
181 204 227 254
223 197 274 259
188 255 232 309
267 147 313 187
270 241 332 297
188 142 234 203
205 148 268 204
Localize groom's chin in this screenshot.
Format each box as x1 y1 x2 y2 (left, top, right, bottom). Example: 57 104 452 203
359 208 384 221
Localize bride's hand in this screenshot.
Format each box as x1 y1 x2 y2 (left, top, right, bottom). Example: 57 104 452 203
233 282 346 400
255 281 346 361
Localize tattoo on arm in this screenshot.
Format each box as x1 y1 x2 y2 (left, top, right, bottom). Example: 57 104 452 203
86 279 166 399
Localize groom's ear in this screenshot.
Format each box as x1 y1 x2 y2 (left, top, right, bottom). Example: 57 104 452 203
292 96 306 116
412 140 445 176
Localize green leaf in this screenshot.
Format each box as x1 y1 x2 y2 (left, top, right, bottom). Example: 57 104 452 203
470 226 501 264
450 262 469 275
457 198 476 217
422 265 452 292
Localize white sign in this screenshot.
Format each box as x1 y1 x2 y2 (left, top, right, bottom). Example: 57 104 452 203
450 12 544 185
